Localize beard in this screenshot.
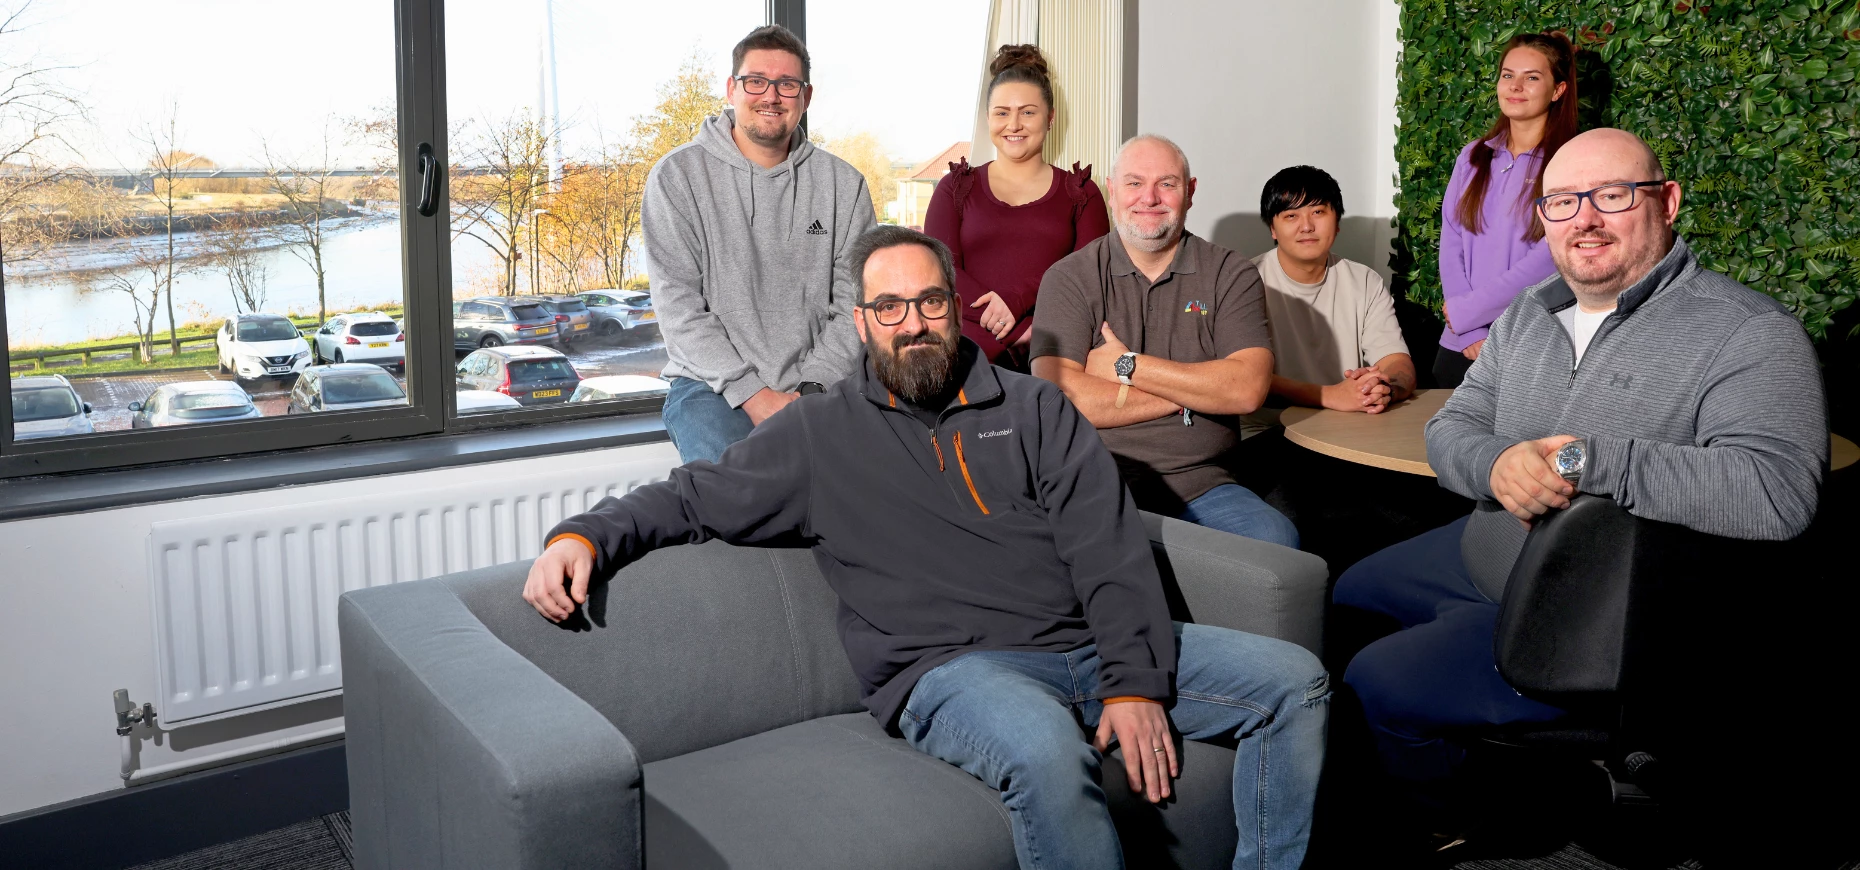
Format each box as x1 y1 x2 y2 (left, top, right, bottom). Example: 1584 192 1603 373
1115 214 1181 253
1551 225 1672 302
737 101 795 149
869 322 961 404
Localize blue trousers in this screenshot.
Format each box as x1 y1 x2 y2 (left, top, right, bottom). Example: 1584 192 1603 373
1333 516 1565 787
662 376 754 465
900 623 1330 870
1174 483 1301 550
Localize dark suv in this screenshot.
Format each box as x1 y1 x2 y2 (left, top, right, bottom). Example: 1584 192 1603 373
454 345 582 405
452 297 559 350
512 295 594 348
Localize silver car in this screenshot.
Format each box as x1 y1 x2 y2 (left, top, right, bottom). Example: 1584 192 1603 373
128 381 262 428
10 374 94 439
285 364 408 414
577 289 657 339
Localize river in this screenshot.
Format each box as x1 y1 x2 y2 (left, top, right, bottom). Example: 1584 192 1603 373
4 213 508 348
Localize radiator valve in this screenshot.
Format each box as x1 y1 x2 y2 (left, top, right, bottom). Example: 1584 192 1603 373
114 689 155 736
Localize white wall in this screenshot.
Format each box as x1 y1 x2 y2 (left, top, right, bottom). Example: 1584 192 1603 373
1137 0 1403 278
0 441 679 818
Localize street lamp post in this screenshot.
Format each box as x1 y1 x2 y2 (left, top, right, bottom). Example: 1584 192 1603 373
531 208 546 295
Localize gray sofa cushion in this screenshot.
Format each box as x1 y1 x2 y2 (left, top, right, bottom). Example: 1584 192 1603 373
642 712 1242 870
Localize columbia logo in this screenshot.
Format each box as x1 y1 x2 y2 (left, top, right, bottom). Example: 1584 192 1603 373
977 428 1013 438
805 219 827 235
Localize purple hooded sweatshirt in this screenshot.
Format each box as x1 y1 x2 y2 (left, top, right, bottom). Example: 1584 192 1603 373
1437 137 1559 352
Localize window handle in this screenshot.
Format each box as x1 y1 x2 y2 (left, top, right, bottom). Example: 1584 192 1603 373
417 143 439 217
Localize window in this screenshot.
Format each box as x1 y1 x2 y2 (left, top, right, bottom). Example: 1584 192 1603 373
2 0 812 478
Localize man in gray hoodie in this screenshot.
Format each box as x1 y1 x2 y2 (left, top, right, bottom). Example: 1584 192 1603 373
645 25 877 464
1333 129 1826 815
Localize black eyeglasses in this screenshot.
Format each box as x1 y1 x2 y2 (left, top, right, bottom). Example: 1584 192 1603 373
733 75 807 98
1535 181 1669 222
857 292 953 326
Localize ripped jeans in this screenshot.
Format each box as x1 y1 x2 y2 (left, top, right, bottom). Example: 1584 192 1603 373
898 622 1331 870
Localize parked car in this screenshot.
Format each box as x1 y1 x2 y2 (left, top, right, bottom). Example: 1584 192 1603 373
313 313 404 368
455 389 523 414
217 313 311 382
577 289 657 338
454 345 582 406
10 374 93 439
128 381 262 428
452 297 559 350
513 294 594 347
568 375 671 403
285 364 408 414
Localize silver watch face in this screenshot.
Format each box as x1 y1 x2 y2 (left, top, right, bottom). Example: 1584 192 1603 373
1555 442 1584 477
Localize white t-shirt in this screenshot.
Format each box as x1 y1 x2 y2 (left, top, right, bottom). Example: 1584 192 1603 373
1569 306 1613 366
1245 249 1411 436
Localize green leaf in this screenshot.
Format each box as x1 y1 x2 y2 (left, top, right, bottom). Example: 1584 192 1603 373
1803 58 1831 78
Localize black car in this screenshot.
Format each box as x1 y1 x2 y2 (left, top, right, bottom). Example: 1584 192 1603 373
454 345 582 406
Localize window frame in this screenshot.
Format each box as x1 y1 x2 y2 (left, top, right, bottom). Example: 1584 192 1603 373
0 0 784 479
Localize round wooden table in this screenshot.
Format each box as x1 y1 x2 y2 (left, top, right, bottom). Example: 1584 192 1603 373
1282 390 1858 478
1279 389 1451 477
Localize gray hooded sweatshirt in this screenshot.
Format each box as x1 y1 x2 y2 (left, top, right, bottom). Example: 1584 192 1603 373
643 109 878 406
1425 238 1826 602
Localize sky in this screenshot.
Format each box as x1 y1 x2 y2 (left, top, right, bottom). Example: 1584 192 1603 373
6 0 987 171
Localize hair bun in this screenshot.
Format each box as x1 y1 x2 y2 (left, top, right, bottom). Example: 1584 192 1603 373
989 44 1048 78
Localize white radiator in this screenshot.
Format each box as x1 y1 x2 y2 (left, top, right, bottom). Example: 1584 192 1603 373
145 446 677 726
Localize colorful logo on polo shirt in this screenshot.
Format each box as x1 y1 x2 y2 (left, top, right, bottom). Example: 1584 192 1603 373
1183 300 1207 315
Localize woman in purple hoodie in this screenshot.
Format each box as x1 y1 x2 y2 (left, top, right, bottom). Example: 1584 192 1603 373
1434 32 1579 387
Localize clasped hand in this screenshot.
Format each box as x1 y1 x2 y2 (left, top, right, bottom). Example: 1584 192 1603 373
1489 434 1580 527
1331 366 1395 413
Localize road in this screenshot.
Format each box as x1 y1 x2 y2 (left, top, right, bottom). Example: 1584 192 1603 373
69 328 669 433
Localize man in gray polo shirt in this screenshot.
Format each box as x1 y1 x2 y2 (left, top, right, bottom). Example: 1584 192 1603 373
1333 129 1826 822
1031 134 1298 549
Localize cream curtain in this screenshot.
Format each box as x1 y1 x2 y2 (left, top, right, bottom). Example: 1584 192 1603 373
968 0 1127 181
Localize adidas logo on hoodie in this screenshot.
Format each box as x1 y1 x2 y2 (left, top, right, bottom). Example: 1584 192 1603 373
805 219 827 235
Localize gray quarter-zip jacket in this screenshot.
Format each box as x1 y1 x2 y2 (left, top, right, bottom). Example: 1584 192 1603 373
644 109 878 405
1425 237 1827 601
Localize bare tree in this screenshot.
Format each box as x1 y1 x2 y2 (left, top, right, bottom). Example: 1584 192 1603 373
204 207 269 313
450 111 558 295
86 235 184 364
342 103 399 204
136 105 207 355
262 120 344 322
0 1 86 270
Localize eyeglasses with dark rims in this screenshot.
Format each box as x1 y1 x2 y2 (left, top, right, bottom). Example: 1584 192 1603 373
857 291 954 327
733 75 807 98
1535 180 1670 223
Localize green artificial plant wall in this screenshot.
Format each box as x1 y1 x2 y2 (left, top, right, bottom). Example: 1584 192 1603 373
1392 0 1860 340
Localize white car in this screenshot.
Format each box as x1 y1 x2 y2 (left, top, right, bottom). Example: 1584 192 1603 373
577 289 657 338
217 313 311 382
128 381 262 428
10 374 94 439
312 313 405 368
569 375 671 403
455 389 522 414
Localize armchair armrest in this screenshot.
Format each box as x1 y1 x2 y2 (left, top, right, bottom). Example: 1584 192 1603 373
340 583 642 870
1140 511 1330 657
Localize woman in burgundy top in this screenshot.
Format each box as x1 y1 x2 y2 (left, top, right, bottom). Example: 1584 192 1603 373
926 44 1109 368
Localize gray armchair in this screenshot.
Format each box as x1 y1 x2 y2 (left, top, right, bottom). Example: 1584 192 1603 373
339 512 1328 870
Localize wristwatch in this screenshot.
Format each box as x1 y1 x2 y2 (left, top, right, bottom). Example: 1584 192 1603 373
797 382 826 396
1554 438 1587 487
1115 352 1138 386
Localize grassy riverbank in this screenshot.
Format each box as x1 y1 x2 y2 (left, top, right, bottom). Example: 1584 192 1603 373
9 304 404 379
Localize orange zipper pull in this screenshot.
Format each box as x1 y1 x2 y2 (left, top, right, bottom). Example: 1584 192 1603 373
931 431 945 471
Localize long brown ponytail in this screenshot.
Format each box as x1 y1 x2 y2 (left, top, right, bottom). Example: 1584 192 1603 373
1455 32 1578 241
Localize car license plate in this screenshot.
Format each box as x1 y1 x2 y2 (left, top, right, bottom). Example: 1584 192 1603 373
640 311 656 321
368 342 390 348
532 389 561 398
268 367 290 374
574 322 589 331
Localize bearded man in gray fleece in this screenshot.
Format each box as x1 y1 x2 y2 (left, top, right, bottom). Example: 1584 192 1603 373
645 24 877 464
1333 129 1826 819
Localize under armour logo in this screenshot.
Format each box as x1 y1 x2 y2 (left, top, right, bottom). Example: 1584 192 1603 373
1608 373 1633 390
805 219 827 235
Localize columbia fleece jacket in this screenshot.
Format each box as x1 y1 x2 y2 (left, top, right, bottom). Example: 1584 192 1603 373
548 341 1177 731
1425 238 1827 601
643 108 878 406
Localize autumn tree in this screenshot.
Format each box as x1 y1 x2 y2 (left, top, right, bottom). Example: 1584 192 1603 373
450 112 559 295
262 121 345 322
818 131 897 223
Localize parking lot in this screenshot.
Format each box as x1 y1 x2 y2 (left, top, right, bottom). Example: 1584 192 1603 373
70 329 669 432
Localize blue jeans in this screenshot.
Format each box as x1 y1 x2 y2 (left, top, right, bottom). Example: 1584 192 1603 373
662 376 754 465
1175 484 1301 550
1334 517 1566 787
899 623 1330 870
